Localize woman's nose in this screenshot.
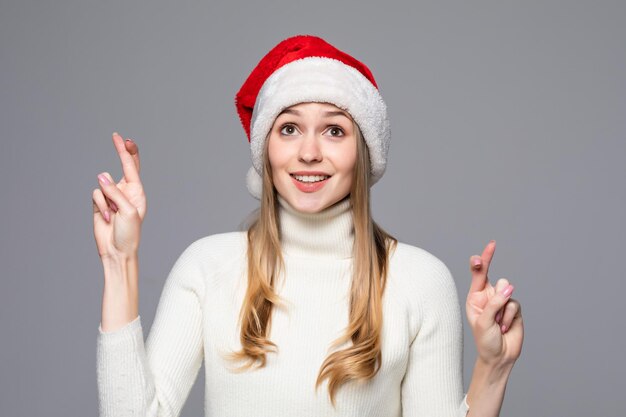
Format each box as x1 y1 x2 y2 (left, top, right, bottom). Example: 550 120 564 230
297 135 322 163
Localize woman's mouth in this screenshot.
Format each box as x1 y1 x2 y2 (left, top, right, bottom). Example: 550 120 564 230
291 174 330 183
290 174 331 192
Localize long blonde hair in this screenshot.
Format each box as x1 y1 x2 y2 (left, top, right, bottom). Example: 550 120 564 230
225 118 398 407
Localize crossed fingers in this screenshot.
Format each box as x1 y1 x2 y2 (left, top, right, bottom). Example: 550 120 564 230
92 133 141 218
469 240 519 333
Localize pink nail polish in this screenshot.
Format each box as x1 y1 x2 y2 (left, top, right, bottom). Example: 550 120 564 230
501 324 507 332
501 284 514 298
98 174 110 185
104 210 110 222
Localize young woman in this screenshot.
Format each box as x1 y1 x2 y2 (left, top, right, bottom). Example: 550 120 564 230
93 35 523 417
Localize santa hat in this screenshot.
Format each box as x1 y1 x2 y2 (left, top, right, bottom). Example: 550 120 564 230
235 34 390 200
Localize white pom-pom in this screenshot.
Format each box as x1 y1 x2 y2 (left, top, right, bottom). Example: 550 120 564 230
246 166 263 200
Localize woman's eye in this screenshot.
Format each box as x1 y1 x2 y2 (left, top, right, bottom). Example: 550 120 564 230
280 124 298 135
327 126 345 137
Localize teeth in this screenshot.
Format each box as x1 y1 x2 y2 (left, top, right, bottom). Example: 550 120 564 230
293 174 329 183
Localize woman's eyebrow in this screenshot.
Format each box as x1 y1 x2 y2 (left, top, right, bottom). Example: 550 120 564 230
322 110 350 119
279 109 300 116
277 109 350 119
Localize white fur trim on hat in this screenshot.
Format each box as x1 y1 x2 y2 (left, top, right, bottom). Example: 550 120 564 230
246 56 390 200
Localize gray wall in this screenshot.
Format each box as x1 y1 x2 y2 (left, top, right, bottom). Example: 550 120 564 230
1 0 624 415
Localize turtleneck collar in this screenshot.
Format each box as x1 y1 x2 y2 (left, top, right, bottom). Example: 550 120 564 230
277 194 355 260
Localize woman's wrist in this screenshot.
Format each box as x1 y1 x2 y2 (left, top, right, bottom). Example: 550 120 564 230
465 357 515 416
101 254 139 332
102 251 138 267
473 356 515 385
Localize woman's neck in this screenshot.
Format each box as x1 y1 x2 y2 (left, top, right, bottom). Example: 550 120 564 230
277 194 354 260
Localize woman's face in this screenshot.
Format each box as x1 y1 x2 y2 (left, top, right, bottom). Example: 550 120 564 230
267 102 357 214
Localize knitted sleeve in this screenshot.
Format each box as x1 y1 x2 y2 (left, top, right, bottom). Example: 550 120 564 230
96 241 206 417
400 258 470 417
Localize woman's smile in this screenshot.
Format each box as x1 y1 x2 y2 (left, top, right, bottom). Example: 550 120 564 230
290 173 332 192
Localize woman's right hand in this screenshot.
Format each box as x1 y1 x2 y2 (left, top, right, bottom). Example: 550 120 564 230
92 132 146 260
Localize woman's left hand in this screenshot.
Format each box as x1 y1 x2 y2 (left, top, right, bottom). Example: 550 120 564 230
466 240 524 367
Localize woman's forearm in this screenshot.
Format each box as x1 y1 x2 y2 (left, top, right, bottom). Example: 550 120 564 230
100 254 139 332
465 358 515 417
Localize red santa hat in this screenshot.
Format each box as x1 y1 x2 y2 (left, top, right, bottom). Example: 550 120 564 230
235 34 390 200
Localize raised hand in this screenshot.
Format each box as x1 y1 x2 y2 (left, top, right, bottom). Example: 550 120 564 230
466 241 524 367
92 132 146 259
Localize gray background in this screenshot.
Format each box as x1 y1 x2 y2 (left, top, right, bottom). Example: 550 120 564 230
1 0 624 415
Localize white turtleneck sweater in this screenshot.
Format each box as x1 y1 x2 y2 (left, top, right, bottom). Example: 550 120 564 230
97 195 470 417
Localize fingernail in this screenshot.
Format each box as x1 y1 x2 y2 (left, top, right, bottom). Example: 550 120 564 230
490 240 496 245
98 174 110 185
501 324 507 332
501 284 514 298
104 209 110 222
113 132 119 137
495 310 502 323
472 257 481 267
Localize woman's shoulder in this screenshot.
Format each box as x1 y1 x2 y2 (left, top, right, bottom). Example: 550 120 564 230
390 241 451 274
388 240 457 295
181 230 248 266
